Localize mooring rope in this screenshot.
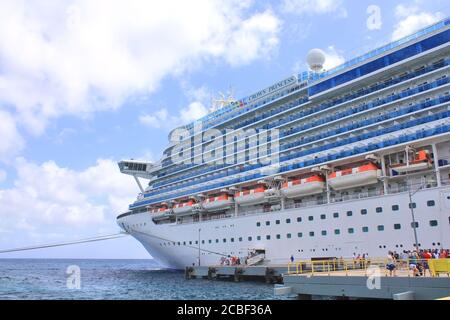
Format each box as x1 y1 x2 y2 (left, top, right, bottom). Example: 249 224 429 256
0 229 241 260
0 232 129 254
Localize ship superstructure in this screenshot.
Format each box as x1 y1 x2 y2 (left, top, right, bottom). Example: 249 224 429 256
117 19 450 269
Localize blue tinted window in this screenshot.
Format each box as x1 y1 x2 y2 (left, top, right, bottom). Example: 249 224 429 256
308 30 450 96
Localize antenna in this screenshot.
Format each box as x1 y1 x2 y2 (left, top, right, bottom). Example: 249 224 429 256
210 86 237 112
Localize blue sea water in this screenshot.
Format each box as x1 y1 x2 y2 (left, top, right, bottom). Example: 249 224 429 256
0 259 289 300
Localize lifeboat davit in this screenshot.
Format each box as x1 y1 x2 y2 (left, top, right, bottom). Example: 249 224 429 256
202 193 233 211
328 163 381 190
173 200 195 215
280 175 325 198
391 150 433 173
234 186 267 206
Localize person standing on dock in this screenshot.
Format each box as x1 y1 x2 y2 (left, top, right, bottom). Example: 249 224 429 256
386 251 397 277
290 255 294 263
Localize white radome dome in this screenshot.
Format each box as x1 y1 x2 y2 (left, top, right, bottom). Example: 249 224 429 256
307 48 326 72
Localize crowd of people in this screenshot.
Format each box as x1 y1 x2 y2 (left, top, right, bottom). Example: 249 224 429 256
219 256 242 266
386 248 449 276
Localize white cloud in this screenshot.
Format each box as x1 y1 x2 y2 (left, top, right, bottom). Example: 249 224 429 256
0 110 25 162
0 0 281 160
220 10 281 66
323 46 345 70
139 101 209 129
139 109 170 129
392 5 443 41
282 0 347 17
180 102 209 123
0 169 6 183
0 158 153 258
0 158 137 231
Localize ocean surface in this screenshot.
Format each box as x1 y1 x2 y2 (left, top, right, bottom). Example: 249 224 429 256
0 259 290 300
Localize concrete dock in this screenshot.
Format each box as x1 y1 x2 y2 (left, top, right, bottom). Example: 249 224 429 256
185 260 450 300
280 272 450 300
185 265 288 283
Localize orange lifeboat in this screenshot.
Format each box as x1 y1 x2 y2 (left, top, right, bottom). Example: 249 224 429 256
173 200 195 215
281 175 325 198
391 150 433 173
234 185 267 206
328 163 381 190
202 193 233 211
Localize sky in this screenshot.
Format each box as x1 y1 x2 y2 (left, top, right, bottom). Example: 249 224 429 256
0 0 449 259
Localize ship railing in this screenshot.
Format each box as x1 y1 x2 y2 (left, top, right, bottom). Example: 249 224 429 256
388 180 437 193
437 156 450 167
287 258 450 277
239 207 279 217
173 180 440 225
284 199 327 210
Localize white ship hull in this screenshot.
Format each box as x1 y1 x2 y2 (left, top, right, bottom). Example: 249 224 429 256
117 21 450 270
118 186 450 269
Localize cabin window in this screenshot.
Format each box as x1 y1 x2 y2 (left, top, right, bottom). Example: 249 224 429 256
286 218 291 224
256 222 261 227
427 200 435 207
394 224 401 230
239 237 243 242
248 237 252 241
266 235 271 240
334 229 340 235
298 232 303 238
276 220 280 225
308 216 314 221
320 214 326 220
276 234 281 240
409 202 417 209
346 211 353 217
257 236 261 241
287 233 292 239
348 228 354 234
321 230 327 236
333 212 339 218
309 231 315 237
392 205 399 211
362 227 369 233
297 217 302 222
429 220 438 227
411 222 419 228
376 207 383 213
361 209 367 215
266 221 270 226
377 225 384 231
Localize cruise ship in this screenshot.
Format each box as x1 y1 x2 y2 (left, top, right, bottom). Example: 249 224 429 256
117 18 450 269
